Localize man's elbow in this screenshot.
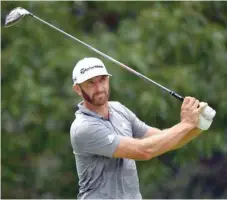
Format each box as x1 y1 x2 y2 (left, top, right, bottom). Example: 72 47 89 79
129 148 153 161
140 152 151 160
138 148 159 160
142 147 171 160
129 151 152 161
140 151 164 160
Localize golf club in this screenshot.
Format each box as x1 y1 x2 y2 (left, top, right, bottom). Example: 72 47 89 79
4 7 216 119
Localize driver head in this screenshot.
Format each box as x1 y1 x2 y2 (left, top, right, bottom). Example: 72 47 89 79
4 7 30 27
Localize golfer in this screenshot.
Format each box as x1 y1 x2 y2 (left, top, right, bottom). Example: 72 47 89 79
70 57 207 199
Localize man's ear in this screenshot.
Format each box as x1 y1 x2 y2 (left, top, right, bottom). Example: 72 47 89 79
72 84 82 96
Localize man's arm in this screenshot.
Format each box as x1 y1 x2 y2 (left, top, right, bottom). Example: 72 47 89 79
143 127 203 150
72 120 194 160
113 122 194 160
113 97 205 160
72 97 204 161
172 128 202 150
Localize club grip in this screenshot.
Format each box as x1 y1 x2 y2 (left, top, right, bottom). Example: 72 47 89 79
169 91 184 101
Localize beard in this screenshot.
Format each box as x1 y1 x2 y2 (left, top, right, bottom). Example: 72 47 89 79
80 87 110 106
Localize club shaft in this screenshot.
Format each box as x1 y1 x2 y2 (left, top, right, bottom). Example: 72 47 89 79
31 13 184 101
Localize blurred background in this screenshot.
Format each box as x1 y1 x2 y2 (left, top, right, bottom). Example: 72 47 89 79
1 1 227 199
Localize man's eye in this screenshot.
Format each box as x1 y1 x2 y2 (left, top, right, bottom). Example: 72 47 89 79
88 81 93 84
101 76 106 81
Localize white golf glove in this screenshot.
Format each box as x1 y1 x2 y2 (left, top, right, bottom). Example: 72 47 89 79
197 102 216 130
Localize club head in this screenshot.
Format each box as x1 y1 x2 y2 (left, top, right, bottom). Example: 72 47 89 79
4 7 31 27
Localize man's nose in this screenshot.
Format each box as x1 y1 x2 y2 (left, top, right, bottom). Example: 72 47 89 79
94 82 103 92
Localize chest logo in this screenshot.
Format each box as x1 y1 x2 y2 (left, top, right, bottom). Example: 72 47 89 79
108 135 115 143
121 122 127 129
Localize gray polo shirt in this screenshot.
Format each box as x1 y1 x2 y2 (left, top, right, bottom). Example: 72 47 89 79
70 101 150 199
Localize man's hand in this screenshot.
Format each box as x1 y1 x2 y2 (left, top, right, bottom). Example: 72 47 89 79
180 97 206 129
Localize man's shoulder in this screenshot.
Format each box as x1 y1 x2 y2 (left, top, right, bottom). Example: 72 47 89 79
70 114 106 139
108 101 129 114
70 117 97 134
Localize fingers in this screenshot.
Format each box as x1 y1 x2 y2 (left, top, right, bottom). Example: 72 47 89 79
192 99 199 109
183 97 190 105
182 97 191 109
182 97 199 108
181 97 209 128
188 97 196 107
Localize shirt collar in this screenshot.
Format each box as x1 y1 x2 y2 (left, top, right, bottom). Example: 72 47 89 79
76 101 112 120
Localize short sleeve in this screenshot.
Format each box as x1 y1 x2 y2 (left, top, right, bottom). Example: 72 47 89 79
121 103 151 138
70 121 121 157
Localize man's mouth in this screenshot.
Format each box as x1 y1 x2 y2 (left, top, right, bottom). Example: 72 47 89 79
95 92 105 97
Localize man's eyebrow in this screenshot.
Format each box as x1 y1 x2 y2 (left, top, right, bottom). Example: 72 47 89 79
86 78 95 83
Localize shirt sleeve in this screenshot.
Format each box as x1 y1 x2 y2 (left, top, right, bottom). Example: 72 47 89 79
70 121 121 157
120 103 151 138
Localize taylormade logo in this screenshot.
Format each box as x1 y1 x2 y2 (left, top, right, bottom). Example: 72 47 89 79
80 65 104 74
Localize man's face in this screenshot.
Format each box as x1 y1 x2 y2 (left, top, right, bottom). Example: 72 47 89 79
75 75 110 106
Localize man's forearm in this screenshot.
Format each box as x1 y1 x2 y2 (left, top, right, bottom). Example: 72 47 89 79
144 127 203 151
141 122 194 159
170 128 202 150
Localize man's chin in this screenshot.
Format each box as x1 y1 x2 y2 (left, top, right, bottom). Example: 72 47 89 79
93 97 108 106
93 100 108 106
93 103 106 106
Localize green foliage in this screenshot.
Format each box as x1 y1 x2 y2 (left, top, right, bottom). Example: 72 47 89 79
1 1 227 198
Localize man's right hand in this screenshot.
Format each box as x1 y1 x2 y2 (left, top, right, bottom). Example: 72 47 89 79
180 97 207 128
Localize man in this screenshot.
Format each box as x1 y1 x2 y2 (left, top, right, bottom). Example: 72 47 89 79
70 57 209 199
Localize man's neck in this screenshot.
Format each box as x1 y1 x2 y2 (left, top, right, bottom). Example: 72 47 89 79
83 101 109 119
